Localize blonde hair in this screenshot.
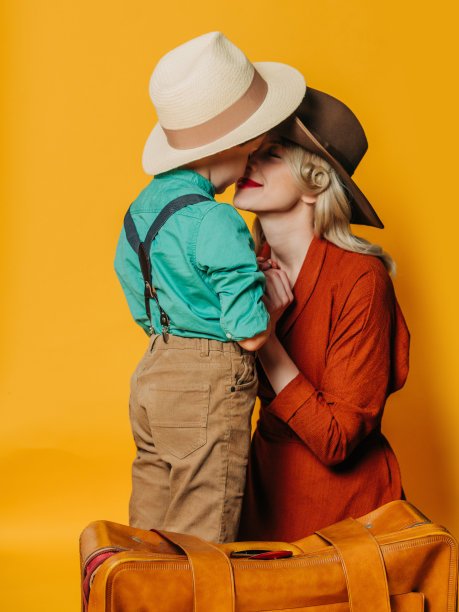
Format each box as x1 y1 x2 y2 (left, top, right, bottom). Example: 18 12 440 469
252 140 396 275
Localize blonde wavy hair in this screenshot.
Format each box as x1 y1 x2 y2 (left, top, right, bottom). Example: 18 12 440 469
252 139 396 275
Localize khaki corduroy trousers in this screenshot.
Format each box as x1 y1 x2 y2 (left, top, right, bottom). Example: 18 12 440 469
128 334 257 543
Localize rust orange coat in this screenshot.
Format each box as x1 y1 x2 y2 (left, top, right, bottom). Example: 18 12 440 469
238 236 410 541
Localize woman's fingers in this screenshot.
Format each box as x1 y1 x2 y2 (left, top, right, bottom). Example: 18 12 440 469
257 257 280 271
258 260 272 271
265 269 293 302
275 268 294 301
263 268 294 324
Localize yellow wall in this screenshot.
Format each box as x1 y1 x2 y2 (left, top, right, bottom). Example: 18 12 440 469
1 1 458 609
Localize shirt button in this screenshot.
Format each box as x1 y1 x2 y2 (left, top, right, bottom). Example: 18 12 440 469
226 333 232 339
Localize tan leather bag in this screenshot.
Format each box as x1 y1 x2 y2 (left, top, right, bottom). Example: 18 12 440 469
79 500 458 611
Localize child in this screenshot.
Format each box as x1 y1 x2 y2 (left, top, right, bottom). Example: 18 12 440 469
114 31 305 543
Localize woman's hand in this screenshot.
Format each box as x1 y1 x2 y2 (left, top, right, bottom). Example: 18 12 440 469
262 266 294 328
256 259 298 394
257 256 280 272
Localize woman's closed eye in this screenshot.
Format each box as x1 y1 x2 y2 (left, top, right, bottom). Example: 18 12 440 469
262 144 282 159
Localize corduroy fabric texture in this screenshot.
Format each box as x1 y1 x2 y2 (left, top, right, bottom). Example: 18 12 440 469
129 334 258 543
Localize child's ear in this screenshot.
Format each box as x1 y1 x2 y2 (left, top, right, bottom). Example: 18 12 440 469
300 193 317 205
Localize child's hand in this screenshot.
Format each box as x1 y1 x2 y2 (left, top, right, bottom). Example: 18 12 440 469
257 257 280 272
262 268 294 328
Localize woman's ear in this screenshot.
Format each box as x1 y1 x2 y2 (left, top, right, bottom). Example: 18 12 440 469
300 193 317 205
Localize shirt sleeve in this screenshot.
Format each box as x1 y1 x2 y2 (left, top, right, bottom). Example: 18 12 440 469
195 203 269 340
267 267 399 466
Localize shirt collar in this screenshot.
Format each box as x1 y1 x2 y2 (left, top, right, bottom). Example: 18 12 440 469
155 168 216 198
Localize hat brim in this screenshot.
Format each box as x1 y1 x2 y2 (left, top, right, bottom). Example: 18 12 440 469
282 116 383 229
142 62 306 176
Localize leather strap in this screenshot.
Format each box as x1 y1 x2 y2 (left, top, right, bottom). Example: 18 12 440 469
154 519 389 612
142 193 212 252
152 529 235 612
316 518 391 612
123 193 212 338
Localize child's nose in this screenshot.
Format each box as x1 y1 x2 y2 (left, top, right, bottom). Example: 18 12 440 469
245 155 255 172
246 150 261 169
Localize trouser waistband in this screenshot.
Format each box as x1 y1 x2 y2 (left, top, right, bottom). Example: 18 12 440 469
148 333 249 355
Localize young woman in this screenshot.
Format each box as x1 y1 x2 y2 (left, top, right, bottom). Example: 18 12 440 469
234 88 410 541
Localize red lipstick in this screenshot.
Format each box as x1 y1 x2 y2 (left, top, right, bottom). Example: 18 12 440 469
237 177 262 189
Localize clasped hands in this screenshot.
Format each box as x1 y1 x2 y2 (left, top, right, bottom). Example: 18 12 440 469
257 257 294 329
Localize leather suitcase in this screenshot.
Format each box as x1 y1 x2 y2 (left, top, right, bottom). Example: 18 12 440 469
80 500 458 611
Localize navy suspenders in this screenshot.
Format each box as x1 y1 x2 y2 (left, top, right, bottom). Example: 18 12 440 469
123 193 212 341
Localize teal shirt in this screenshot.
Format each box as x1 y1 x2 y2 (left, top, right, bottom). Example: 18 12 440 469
114 169 269 341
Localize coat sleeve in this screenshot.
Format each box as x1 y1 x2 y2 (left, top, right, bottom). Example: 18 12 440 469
266 266 402 466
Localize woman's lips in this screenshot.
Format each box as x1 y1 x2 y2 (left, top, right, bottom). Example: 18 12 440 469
237 177 262 189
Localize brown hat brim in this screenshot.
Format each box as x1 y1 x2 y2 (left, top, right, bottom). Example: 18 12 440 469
283 116 384 229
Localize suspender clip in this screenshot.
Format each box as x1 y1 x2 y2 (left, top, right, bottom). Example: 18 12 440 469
160 312 170 343
145 281 156 298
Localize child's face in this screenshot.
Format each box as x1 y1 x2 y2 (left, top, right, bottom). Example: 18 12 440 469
210 136 265 193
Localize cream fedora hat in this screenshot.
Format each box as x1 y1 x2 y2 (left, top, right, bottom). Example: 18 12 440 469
142 32 306 175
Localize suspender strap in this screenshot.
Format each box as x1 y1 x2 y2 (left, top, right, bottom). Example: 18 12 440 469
143 193 212 252
151 529 235 612
123 207 141 253
123 193 212 339
316 518 391 612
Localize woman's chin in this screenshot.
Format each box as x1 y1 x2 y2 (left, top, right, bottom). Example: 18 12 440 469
233 192 255 212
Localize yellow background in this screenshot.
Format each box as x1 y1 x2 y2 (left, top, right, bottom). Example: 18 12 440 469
1 1 458 609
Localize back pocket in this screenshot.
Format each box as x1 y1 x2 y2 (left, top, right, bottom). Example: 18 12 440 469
146 384 210 459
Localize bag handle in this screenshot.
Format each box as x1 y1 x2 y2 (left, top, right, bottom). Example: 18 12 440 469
154 519 390 612
151 529 235 612
316 518 391 612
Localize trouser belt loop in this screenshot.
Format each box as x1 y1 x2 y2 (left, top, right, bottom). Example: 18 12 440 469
200 338 209 357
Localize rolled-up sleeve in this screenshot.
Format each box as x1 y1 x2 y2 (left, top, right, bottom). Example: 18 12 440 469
267 268 400 466
195 204 269 340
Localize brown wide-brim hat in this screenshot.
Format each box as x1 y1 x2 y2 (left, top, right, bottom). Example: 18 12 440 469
276 88 383 228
